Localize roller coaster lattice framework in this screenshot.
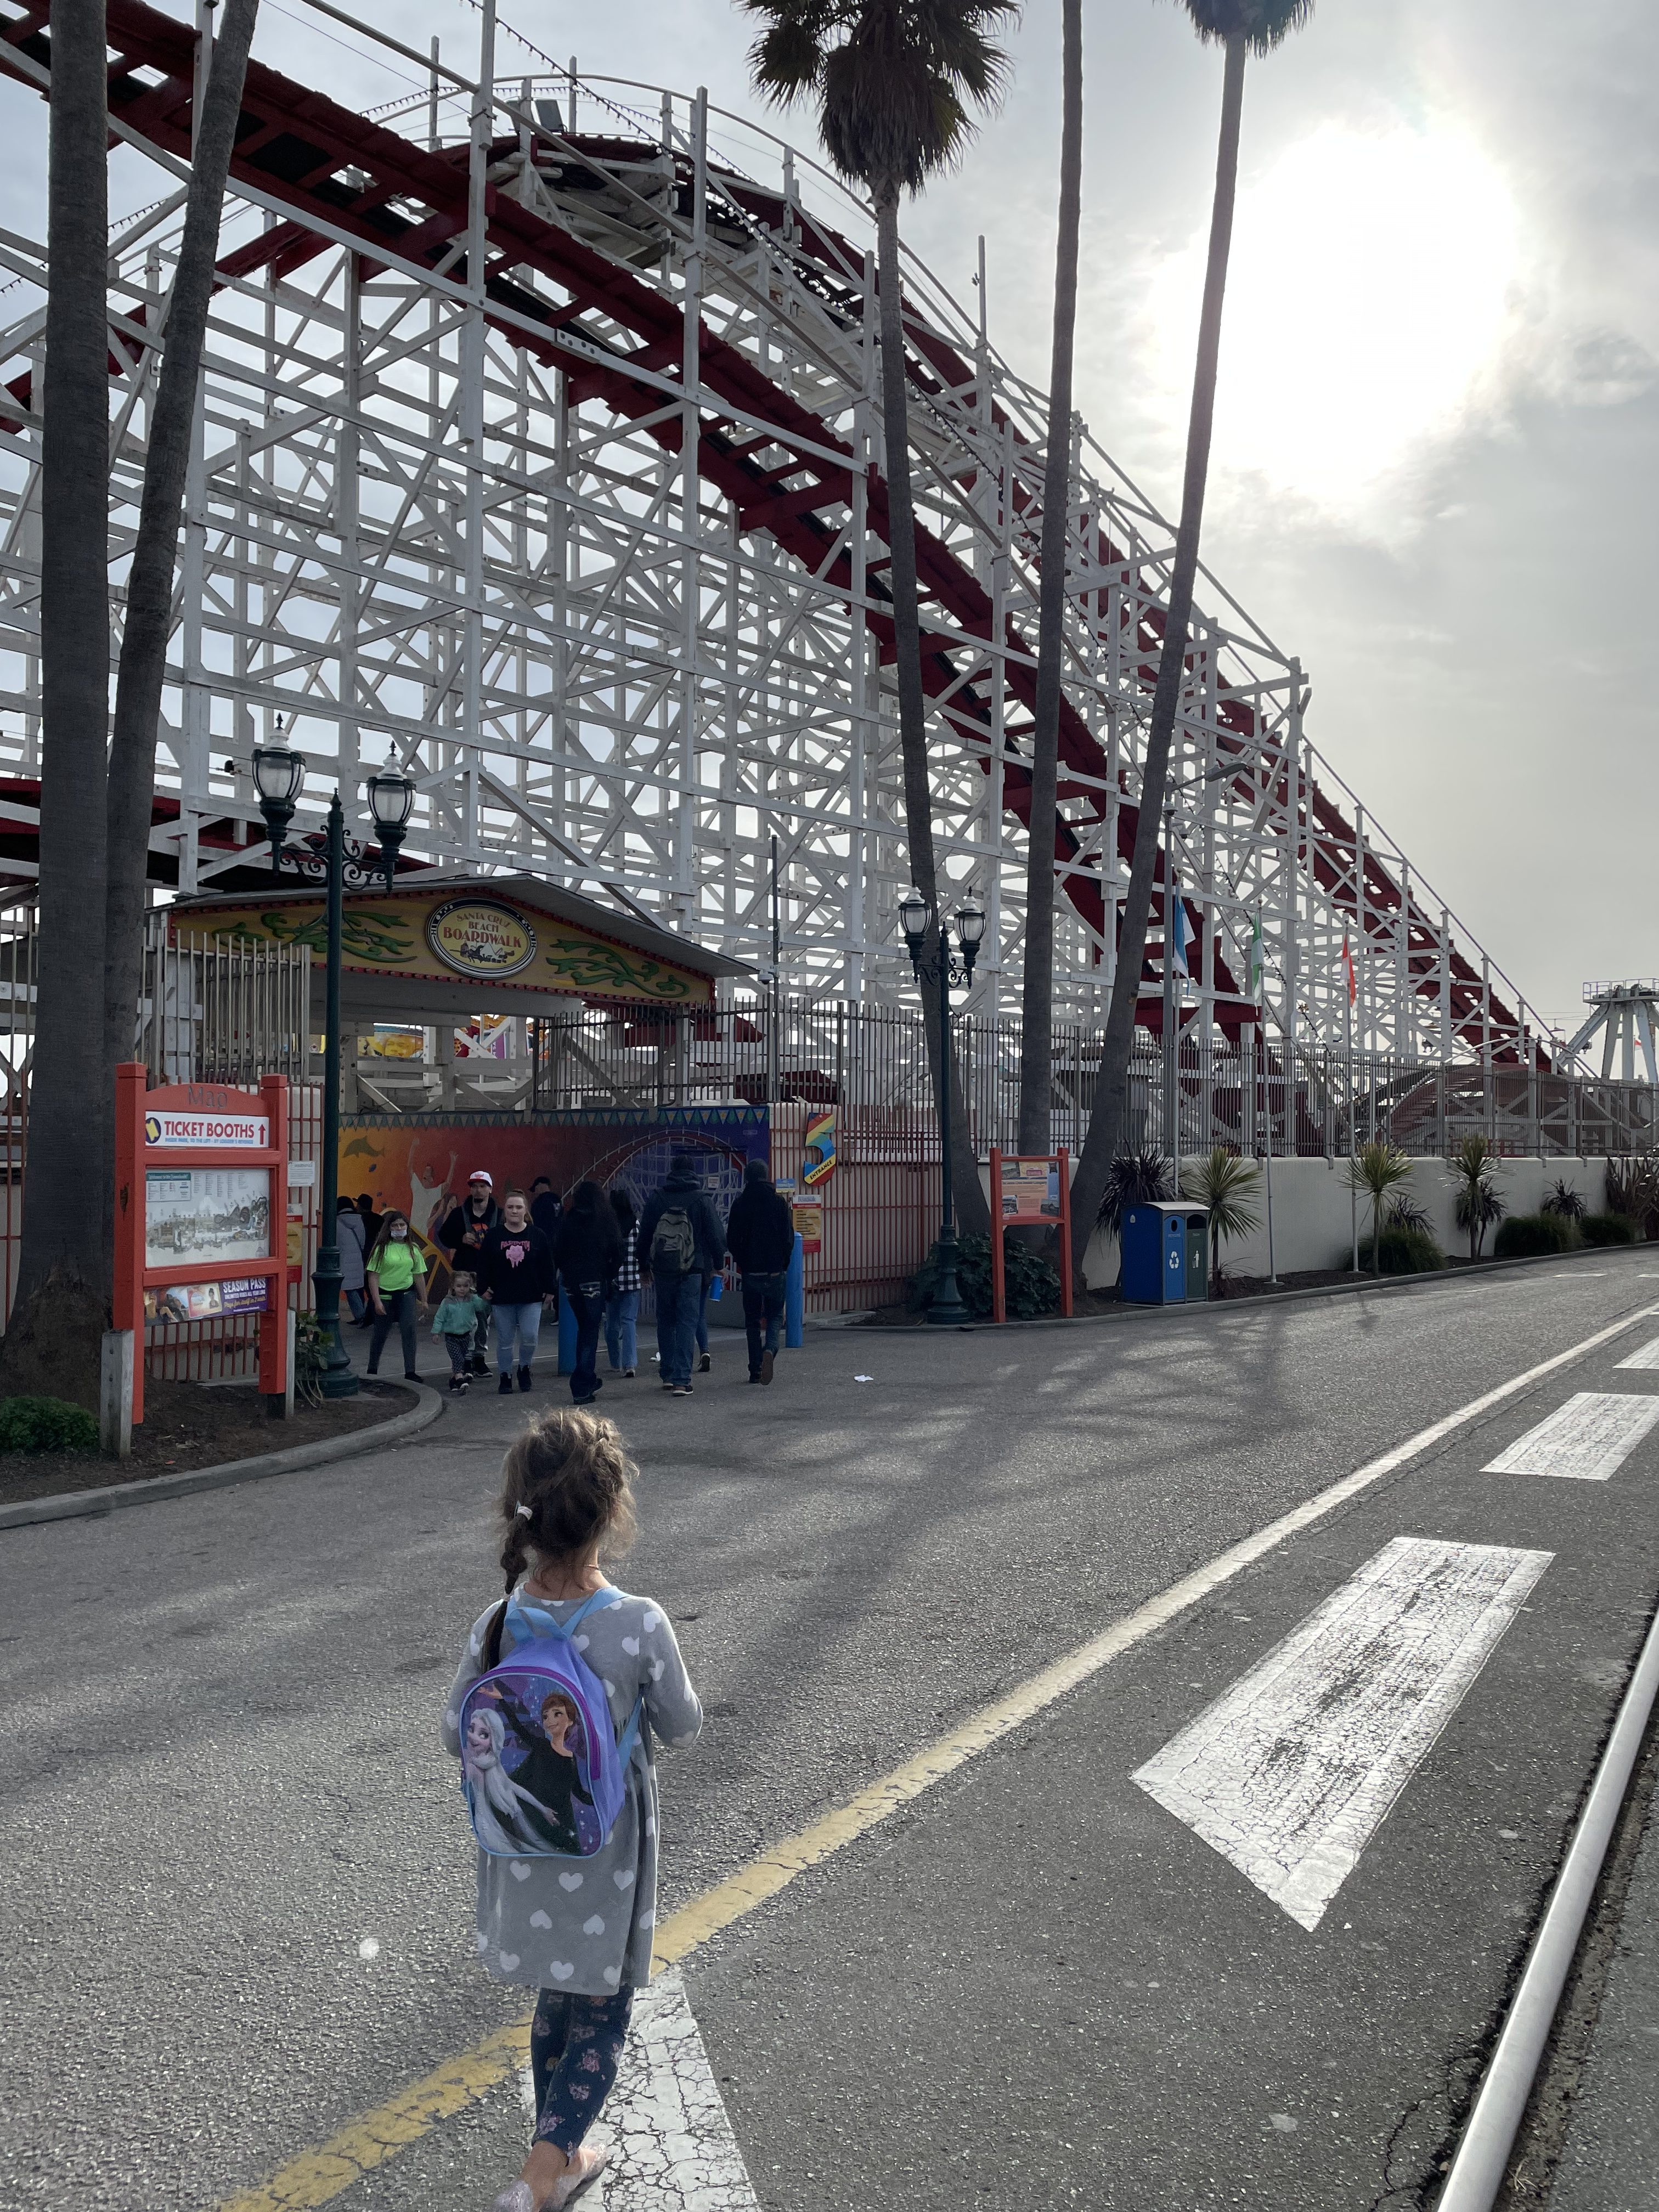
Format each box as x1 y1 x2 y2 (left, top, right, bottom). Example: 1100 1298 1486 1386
0 0 1551 1065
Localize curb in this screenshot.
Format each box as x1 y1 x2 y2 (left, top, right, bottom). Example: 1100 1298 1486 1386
857 1239 1645 1336
0 1379 447 1533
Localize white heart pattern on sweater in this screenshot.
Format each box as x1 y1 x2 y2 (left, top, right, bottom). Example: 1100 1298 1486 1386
510 1862 530 1882
622 1637 640 1656
613 1869 635 1891
499 1952 520 1972
558 1872 583 1891
583 1914 606 1936
550 1961 574 1982
643 1610 661 1633
530 1911 551 1930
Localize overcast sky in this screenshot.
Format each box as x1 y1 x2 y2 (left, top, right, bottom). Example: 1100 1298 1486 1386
5 0 1651 1034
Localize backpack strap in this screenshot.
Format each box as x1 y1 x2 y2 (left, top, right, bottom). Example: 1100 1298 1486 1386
617 1696 645 1769
486 1588 644 1763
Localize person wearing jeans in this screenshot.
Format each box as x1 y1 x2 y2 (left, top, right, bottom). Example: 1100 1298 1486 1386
725 1158 795 1385
478 1189 556 1395
605 1190 641 1376
365 1209 427 1379
639 1153 727 1398
553 1181 622 1408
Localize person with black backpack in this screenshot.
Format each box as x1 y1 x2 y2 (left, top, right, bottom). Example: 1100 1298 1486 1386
725 1158 795 1385
637 1153 726 1397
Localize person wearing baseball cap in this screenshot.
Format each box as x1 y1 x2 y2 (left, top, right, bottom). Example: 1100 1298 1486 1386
437 1170 501 1374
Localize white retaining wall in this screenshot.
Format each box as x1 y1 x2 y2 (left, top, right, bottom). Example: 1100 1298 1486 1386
1073 1155 1618 1289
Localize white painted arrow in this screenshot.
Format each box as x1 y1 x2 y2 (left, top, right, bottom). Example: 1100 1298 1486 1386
1482 1391 1659 1480
1133 1537 1551 1931
520 1969 760 2210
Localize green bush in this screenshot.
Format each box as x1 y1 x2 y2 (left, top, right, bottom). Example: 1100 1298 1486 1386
0 1394 100 1454
1357 1225 1445 1275
1581 1212 1639 1247
909 1231 1061 1320
1494 1212 1578 1259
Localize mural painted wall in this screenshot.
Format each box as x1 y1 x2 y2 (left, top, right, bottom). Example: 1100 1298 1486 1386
177 888 712 1006
340 1108 769 1294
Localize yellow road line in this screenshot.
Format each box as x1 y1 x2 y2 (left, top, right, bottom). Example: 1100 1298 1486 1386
219 1301 1655 2212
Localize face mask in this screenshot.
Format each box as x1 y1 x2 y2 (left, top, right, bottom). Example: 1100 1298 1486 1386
391 1226 408 1240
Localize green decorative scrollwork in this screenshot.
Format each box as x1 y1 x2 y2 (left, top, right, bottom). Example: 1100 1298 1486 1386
249 909 417 965
543 933 693 1001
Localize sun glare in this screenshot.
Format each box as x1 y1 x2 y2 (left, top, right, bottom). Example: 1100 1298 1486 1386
1149 122 1521 516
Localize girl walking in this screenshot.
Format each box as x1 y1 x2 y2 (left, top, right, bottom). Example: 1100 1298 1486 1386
365 1209 427 1379
442 1409 703 2211
479 1188 556 1395
603 1189 641 1379
552 1180 622 1407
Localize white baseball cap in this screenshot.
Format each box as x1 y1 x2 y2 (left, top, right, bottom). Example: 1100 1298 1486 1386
468 1169 493 1186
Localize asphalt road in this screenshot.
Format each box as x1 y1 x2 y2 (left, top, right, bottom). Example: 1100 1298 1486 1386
3 1256 1658 2211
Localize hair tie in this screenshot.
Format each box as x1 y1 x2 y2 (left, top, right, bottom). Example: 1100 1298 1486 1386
515 1503 533 1520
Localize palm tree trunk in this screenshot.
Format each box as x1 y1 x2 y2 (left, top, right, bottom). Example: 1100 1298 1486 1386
1067 33 1247 1281
7 0 112 1347
1017 0 1082 1159
873 187 988 1238
104 0 260 1076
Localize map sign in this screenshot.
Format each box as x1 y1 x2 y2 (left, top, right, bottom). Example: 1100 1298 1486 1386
144 1166 272 1268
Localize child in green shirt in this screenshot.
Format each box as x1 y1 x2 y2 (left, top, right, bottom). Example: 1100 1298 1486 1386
433 1269 491 1394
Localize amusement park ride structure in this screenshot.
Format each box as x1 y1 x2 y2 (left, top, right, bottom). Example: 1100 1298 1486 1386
0 0 1560 1065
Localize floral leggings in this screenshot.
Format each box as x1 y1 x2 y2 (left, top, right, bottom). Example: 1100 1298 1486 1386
529 1984 634 2154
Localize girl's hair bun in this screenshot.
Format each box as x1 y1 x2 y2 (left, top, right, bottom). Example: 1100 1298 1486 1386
497 1408 639 1588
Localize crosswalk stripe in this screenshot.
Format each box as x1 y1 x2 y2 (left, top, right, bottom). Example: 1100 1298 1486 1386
1615 1338 1659 1370
1133 1537 1553 1929
1481 1391 1659 1480
603 1969 759 2209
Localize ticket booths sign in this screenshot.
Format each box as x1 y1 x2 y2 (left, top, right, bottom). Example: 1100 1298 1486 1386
115 1066 291 1420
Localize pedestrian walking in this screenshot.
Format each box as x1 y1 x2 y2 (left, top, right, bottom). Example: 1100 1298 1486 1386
638 1153 725 1397
356 1190 382 1249
529 1176 563 1242
725 1158 794 1384
432 1268 491 1394
438 1170 502 1375
479 1188 556 1395
603 1190 640 1378
553 1181 622 1408
443 1408 703 2212
365 1209 427 1379
336 1195 369 1324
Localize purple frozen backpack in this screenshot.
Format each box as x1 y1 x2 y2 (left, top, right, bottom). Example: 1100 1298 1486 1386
458 1588 643 1860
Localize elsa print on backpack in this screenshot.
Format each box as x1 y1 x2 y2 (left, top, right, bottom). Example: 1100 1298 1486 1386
443 1407 703 2212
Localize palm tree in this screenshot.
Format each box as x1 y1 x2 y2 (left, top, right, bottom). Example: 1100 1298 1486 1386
1017 0 1081 1158
1348 1139 1413 1277
741 0 1014 1238
1181 1144 1261 1296
104 0 261 1082
0 0 113 1402
1065 0 1316 1285
1447 1132 1505 1260
1097 1144 1171 1290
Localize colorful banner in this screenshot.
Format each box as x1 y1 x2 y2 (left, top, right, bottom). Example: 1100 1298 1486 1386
802 1105 837 1187
998 1155 1062 1223
145 1274 272 1323
338 1109 770 1294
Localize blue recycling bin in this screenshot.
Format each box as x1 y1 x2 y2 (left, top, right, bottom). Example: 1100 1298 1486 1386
1121 1200 1207 1305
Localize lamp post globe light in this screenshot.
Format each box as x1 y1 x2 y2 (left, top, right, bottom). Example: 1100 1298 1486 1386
897 887 983 1325
366 765 416 888
251 727 305 887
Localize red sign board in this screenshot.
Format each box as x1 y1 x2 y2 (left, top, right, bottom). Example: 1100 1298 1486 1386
114 1065 291 1423
988 1148 1074 1324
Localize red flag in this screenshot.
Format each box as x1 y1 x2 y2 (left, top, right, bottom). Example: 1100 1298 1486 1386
1341 930 1358 1008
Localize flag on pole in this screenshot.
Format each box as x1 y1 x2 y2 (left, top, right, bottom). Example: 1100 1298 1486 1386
1170 879 1189 979
1341 929 1358 1008
1249 911 1263 1003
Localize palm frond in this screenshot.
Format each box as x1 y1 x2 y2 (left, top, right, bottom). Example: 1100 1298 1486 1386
1181 1146 1261 1242
1347 1139 1413 1202
1175 0 1315 58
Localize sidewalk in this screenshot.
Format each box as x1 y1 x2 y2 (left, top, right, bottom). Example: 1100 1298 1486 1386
1550 1793 1659 2211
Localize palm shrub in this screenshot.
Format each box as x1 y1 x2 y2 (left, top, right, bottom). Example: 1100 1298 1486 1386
1348 1141 1415 1277
1446 1133 1505 1260
1181 1146 1262 1295
1098 1146 1173 1290
1541 1177 1587 1223
1605 1155 1659 1238
1386 1192 1434 1235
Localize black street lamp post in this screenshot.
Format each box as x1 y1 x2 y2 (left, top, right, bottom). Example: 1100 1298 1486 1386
899 887 985 1325
251 735 416 1401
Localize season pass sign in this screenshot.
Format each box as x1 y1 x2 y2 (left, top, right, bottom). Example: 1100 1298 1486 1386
427 897 537 980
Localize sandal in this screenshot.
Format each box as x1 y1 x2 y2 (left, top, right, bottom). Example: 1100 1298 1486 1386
551 2140 612 2208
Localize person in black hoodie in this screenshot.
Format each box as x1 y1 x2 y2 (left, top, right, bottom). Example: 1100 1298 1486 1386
725 1158 795 1384
552 1180 622 1407
638 1153 726 1397
478 1188 556 1395
437 1170 501 1374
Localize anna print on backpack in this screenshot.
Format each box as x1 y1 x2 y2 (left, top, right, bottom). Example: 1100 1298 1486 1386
442 1408 703 2212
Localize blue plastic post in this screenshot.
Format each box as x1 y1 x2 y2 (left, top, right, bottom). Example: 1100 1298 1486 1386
785 1232 804 1348
557 1283 577 1375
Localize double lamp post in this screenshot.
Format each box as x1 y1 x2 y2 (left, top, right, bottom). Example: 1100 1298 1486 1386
251 729 416 1399
898 886 984 1325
